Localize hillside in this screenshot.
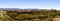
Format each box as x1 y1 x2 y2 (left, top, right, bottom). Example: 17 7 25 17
0 9 60 21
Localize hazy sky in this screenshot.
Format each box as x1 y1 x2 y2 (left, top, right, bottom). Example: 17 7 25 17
0 0 60 10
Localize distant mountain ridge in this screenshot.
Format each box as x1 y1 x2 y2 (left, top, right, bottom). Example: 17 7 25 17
0 8 57 11
0 8 20 10
0 8 40 10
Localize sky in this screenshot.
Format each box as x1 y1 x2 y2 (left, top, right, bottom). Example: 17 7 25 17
0 0 60 10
